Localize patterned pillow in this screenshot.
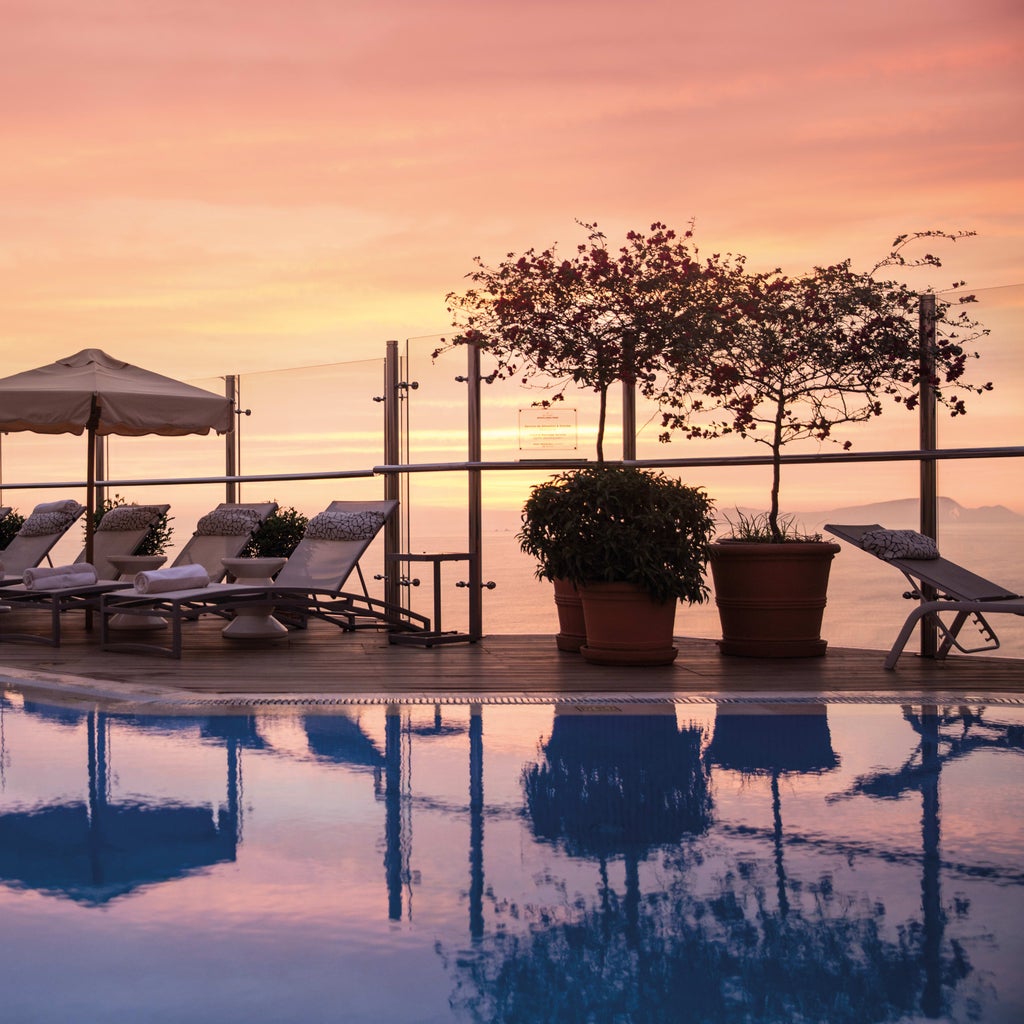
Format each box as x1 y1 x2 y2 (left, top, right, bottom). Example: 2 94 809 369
860 529 940 560
98 505 163 531
305 509 386 541
18 506 82 537
195 508 262 537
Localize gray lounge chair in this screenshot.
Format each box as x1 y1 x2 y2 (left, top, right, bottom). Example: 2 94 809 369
0 500 86 584
825 523 1024 669
0 501 277 647
100 499 428 658
70 502 173 580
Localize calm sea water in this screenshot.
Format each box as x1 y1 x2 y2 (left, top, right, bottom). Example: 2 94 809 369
410 522 1024 660
0 693 1021 1023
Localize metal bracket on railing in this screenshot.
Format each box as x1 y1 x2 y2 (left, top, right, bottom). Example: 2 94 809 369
456 580 496 590
374 573 420 587
455 373 498 384
374 381 418 402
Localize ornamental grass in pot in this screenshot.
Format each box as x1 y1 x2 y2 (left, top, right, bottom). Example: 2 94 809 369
518 466 716 665
653 232 991 657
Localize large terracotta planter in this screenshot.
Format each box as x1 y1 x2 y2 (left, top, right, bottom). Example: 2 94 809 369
552 577 587 652
709 540 841 658
577 582 678 666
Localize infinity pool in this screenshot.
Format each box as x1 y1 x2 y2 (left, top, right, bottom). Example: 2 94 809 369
0 690 1021 1023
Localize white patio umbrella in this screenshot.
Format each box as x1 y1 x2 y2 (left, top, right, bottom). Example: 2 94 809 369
0 349 233 562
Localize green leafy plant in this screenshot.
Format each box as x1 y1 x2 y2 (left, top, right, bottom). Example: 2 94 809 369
518 466 716 604
91 494 174 556
440 221 734 460
242 506 308 559
0 510 25 549
654 231 991 541
720 510 820 543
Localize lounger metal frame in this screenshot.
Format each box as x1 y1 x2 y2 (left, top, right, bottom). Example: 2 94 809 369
825 523 1024 669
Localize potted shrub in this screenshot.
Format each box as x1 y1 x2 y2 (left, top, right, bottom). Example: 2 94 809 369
518 466 716 665
654 232 991 657
0 509 26 550
441 221 728 647
241 506 309 561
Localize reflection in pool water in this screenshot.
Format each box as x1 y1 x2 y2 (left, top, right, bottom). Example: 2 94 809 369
0 692 1021 1023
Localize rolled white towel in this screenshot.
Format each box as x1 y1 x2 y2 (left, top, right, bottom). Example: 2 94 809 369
32 499 81 515
24 570 100 591
134 565 211 594
24 563 98 587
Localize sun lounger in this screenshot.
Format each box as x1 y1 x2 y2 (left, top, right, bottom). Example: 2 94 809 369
0 501 277 647
72 503 173 580
0 500 86 584
99 499 429 658
824 523 1024 670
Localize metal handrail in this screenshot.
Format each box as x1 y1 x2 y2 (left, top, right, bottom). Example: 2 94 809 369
2 444 1020 490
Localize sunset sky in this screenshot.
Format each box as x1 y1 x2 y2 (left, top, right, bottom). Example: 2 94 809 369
2 0 1022 512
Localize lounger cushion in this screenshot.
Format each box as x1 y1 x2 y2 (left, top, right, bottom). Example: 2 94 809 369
195 508 261 536
860 529 940 560
305 509 386 541
18 505 81 537
98 504 163 531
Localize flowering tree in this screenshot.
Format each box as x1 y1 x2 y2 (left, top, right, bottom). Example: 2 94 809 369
439 221 736 460
653 232 991 541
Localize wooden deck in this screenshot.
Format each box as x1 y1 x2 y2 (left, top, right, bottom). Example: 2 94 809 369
1 606 1022 708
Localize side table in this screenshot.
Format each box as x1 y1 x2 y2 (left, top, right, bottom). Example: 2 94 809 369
220 556 289 640
107 555 168 630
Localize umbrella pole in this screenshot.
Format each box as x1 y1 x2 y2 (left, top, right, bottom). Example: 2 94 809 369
85 399 100 629
85 396 101 566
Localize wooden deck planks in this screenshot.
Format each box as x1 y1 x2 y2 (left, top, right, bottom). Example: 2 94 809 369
1 604 1022 704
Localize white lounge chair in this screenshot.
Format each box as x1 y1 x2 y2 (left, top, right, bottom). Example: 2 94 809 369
100 500 429 658
0 501 277 647
825 523 1024 670
0 500 86 584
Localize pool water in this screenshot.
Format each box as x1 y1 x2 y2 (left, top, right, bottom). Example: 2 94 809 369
0 692 1021 1023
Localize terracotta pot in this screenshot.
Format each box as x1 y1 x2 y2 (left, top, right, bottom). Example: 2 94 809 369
552 577 587 652
577 582 678 666
709 540 841 658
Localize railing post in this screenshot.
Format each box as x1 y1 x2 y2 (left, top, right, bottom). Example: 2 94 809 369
622 378 636 461
467 343 484 640
919 294 938 657
225 375 238 503
384 342 402 619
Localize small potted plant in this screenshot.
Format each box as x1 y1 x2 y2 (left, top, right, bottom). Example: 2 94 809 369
654 232 991 657
242 506 309 561
0 509 26 550
518 466 716 665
